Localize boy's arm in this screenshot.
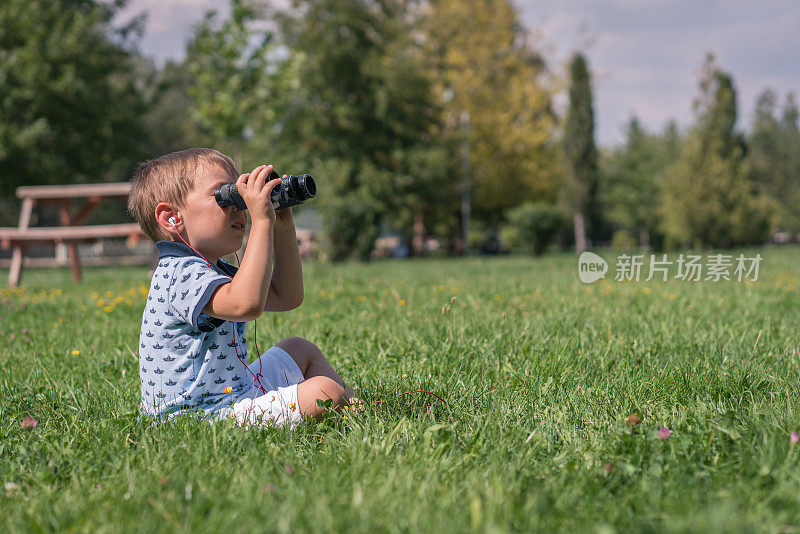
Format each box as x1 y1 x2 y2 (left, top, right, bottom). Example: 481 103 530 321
202 165 280 322
263 207 303 312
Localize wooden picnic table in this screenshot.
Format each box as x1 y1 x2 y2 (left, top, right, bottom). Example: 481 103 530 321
0 182 145 287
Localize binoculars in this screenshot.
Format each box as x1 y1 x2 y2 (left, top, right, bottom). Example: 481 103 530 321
214 170 316 211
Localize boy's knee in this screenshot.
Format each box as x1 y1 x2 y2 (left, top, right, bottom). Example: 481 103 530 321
298 376 347 418
311 375 347 405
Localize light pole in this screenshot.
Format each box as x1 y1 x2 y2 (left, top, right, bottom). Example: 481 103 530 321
443 88 472 256
461 110 471 255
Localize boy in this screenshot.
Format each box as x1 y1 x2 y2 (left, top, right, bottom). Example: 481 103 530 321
128 148 355 427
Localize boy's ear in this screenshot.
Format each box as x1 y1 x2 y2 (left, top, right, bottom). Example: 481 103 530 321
155 202 181 236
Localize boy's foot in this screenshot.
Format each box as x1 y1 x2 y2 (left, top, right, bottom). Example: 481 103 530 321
345 397 364 412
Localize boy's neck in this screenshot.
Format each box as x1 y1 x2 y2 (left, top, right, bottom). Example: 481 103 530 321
172 237 220 265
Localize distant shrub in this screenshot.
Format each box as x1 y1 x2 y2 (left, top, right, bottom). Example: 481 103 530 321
503 202 563 256
611 230 636 251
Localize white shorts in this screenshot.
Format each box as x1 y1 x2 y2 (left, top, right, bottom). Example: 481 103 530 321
218 346 306 428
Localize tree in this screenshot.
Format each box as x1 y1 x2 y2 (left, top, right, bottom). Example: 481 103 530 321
274 0 446 261
136 58 207 159
183 0 278 168
562 53 599 253
503 202 563 256
748 90 800 233
600 116 680 248
422 0 560 227
0 0 147 196
660 54 772 248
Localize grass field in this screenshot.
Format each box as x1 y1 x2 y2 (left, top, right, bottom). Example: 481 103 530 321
2 248 800 532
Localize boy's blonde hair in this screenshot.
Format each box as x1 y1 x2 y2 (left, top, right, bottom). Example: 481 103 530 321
128 148 239 242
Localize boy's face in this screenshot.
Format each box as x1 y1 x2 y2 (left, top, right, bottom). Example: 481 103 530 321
178 162 246 262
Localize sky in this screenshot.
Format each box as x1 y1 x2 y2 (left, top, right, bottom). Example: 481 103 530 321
117 0 800 147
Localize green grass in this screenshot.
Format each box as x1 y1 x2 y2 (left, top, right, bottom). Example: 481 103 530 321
2 248 800 532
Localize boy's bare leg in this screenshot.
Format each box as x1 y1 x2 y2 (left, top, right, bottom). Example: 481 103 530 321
276 337 357 400
296 376 348 421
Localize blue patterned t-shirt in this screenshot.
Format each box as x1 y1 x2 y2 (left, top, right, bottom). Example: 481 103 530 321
138 241 253 421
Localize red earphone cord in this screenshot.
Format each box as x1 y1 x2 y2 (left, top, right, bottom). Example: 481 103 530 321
171 221 270 395
171 219 451 409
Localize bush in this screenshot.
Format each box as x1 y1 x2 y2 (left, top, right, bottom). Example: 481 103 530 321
610 230 636 251
503 202 563 256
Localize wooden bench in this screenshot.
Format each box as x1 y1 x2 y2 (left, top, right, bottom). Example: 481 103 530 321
0 183 146 287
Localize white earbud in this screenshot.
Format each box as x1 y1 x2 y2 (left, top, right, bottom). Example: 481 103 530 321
168 216 178 226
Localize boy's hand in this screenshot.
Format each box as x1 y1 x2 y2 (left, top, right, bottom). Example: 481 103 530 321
236 164 282 224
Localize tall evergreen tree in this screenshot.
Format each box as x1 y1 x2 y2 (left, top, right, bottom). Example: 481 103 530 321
748 89 800 233
660 54 771 248
601 116 678 248
562 53 599 253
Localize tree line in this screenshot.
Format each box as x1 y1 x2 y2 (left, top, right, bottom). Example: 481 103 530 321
1 0 798 258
